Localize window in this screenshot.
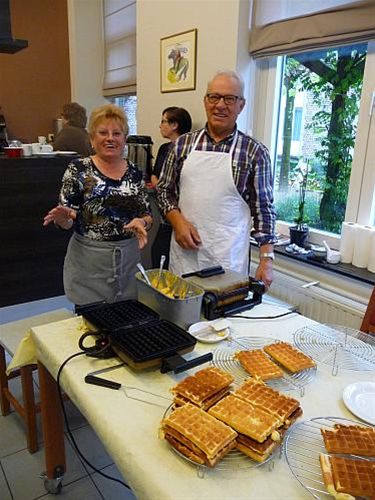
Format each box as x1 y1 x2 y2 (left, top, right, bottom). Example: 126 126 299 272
108 94 137 135
252 41 375 244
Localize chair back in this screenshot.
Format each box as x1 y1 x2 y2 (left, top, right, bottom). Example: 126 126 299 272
360 286 375 335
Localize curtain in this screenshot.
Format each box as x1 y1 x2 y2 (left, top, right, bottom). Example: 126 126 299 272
249 0 375 58
103 0 136 96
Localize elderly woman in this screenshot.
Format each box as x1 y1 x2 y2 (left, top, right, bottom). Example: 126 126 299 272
53 102 92 156
44 104 152 305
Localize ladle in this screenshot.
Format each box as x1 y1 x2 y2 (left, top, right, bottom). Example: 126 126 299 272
156 254 166 288
136 262 151 286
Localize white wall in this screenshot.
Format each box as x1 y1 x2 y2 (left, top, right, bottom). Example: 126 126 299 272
67 0 107 116
137 0 252 152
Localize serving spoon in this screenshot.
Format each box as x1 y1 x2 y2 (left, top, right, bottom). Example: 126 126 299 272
136 262 151 286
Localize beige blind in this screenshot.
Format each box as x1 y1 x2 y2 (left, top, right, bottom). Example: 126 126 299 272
249 0 375 58
103 0 136 96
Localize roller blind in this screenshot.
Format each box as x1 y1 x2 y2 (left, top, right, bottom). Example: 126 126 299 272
249 0 375 58
103 0 136 96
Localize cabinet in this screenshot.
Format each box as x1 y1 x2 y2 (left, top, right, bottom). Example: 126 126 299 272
0 156 73 306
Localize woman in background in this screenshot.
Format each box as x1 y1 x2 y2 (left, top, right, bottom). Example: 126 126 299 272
44 104 152 305
151 106 192 269
53 102 93 156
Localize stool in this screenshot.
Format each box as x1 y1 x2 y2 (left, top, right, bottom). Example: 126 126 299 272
0 309 74 453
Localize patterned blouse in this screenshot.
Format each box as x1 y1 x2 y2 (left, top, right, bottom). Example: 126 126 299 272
59 157 151 241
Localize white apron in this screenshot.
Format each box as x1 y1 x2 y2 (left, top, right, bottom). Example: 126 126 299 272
169 130 251 276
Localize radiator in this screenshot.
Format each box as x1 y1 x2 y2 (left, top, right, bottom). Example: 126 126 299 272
259 268 367 329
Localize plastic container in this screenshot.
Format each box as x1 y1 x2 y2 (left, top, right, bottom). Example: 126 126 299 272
4 147 23 158
135 269 204 329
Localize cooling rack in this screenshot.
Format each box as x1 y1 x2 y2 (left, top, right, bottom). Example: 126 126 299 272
283 416 373 500
212 336 316 396
162 404 276 478
293 324 375 375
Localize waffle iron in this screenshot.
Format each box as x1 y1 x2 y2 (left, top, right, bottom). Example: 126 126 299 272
76 300 212 373
182 267 265 320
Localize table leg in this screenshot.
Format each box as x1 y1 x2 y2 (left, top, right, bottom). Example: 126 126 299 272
38 362 66 491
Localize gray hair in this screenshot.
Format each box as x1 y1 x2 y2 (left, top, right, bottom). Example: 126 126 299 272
207 70 245 98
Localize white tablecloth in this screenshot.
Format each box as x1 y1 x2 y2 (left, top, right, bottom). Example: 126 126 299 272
30 303 373 500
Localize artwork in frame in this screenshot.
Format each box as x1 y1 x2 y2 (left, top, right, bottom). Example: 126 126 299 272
160 29 197 93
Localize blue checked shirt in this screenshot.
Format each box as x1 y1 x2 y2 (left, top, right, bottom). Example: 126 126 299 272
156 125 277 246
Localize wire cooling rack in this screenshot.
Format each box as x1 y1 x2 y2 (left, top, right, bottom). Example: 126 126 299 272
293 324 375 375
212 336 316 396
162 404 276 478
283 416 373 499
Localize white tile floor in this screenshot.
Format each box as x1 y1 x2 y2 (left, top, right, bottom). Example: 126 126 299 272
0 296 137 500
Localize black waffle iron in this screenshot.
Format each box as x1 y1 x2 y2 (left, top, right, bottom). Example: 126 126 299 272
182 267 266 320
76 300 212 373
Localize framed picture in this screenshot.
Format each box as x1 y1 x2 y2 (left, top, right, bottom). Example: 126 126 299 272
160 29 197 93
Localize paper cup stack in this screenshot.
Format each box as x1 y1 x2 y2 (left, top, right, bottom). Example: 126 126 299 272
340 222 375 272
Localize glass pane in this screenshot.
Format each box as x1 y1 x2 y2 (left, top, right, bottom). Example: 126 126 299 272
273 44 367 234
108 94 137 135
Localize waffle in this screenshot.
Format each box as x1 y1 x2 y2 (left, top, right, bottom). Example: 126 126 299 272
319 454 355 500
320 453 375 498
263 341 316 372
233 378 300 425
171 367 234 410
161 403 237 467
321 424 375 457
234 349 284 380
208 394 280 443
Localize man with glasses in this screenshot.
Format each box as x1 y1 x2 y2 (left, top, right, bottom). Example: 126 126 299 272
156 70 276 289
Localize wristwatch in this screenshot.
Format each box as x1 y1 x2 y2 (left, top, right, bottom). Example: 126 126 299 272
259 252 275 261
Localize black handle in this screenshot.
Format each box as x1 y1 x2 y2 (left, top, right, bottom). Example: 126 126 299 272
182 266 225 279
173 352 213 374
84 375 121 390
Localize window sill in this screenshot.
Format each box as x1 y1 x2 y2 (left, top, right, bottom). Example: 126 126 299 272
254 243 375 286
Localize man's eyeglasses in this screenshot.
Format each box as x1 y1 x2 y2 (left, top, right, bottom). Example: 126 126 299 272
205 94 243 105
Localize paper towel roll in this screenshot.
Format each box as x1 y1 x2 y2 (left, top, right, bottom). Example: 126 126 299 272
352 225 375 268
367 231 375 273
339 222 357 263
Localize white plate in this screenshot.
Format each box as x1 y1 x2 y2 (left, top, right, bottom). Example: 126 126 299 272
35 152 57 157
55 151 78 155
188 321 230 343
342 381 375 425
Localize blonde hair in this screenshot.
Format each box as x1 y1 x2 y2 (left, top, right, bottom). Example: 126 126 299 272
88 104 129 137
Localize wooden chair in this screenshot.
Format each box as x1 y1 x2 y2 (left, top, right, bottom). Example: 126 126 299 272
360 286 375 335
0 309 74 453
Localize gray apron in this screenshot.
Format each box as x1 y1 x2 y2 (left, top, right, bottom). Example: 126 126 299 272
63 233 140 305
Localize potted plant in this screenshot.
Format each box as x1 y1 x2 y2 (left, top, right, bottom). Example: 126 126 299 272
289 160 309 247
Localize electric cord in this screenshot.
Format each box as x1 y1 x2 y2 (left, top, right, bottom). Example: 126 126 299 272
227 308 300 320
56 351 131 490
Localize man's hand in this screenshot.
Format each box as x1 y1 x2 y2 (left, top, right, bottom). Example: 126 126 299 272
166 210 201 250
255 258 273 291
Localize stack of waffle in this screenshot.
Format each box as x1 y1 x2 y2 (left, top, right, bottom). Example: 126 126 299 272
171 366 234 410
160 403 237 467
209 379 303 462
319 424 375 499
263 341 316 372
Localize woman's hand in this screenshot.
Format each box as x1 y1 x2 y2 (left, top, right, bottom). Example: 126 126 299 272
123 217 151 249
43 205 77 229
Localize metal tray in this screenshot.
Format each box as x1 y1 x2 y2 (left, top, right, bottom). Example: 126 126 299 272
294 324 375 375
213 337 317 396
283 416 374 499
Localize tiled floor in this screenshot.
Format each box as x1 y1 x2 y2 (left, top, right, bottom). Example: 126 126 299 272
0 296 137 500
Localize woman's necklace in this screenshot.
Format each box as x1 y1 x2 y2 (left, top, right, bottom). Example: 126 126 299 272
93 156 127 181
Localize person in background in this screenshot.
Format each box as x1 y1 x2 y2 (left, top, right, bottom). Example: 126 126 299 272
44 104 152 305
156 70 276 289
52 102 93 156
151 106 192 269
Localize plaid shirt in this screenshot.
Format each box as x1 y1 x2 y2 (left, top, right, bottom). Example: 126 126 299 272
156 125 277 246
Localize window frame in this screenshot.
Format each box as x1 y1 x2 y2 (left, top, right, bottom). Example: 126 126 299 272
249 41 375 247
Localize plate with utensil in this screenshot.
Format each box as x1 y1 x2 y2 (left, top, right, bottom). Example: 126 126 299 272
188 319 231 343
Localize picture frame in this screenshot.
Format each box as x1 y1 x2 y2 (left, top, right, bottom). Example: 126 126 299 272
160 29 197 93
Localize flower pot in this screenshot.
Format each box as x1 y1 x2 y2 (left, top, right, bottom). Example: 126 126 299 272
289 225 309 248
